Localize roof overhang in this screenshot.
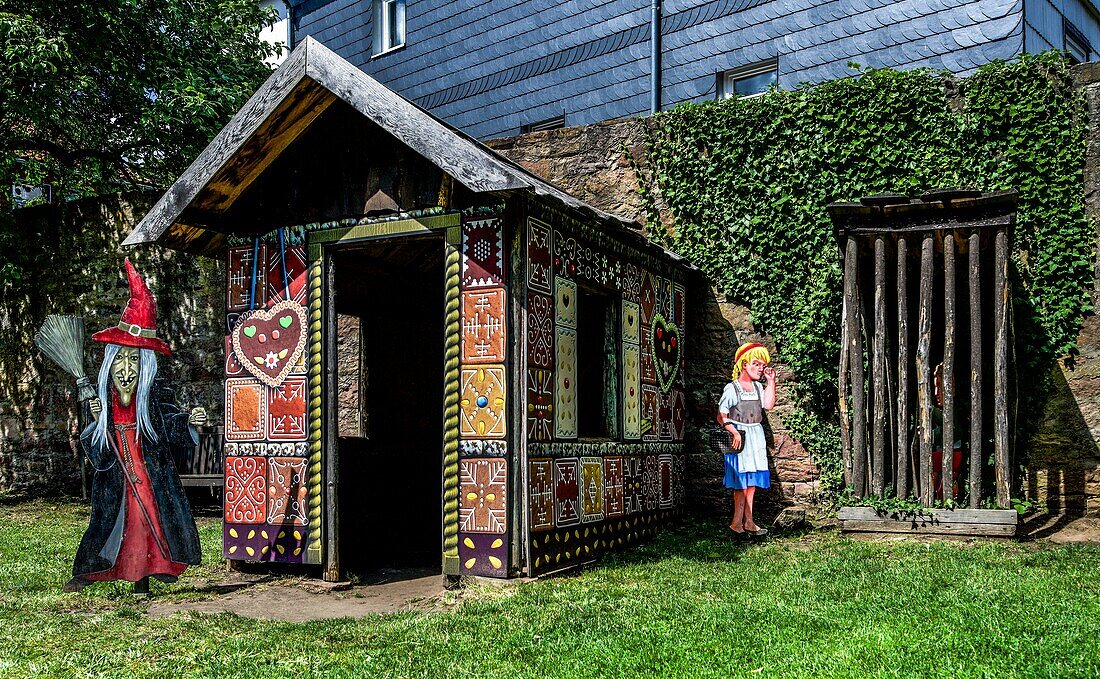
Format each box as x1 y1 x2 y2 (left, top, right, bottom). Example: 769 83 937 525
125 37 644 256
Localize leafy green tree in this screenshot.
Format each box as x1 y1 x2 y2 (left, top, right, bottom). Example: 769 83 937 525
0 0 279 200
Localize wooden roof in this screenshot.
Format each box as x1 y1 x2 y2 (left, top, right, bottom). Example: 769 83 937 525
124 37 645 256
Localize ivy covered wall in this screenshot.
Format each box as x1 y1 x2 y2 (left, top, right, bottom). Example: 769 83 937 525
496 54 1100 514
639 54 1095 507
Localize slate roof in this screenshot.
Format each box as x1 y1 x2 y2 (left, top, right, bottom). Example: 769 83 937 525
124 37 666 259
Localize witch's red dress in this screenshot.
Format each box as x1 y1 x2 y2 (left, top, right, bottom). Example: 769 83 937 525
85 391 188 583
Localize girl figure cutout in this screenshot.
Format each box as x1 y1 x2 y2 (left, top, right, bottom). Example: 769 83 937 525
716 342 776 537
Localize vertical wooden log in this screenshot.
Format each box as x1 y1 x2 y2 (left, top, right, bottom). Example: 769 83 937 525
942 232 956 504
896 235 909 499
994 228 1010 508
872 236 887 497
846 236 866 496
322 251 341 582
838 265 852 490
917 234 934 506
969 231 983 508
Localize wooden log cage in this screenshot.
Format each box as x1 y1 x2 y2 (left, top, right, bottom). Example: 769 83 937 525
828 190 1018 509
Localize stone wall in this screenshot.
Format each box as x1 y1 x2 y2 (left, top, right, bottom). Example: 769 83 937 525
1023 64 1100 517
0 192 224 496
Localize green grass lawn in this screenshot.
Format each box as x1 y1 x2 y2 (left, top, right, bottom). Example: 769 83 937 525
2 499 1099 678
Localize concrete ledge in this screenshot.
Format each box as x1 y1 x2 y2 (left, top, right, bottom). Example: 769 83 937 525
839 507 1019 537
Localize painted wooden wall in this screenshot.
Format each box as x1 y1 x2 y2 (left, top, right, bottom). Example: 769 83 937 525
290 0 1100 140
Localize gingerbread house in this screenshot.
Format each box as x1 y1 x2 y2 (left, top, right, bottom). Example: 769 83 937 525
125 38 693 579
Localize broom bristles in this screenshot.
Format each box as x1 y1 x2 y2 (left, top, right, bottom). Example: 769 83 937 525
34 315 88 380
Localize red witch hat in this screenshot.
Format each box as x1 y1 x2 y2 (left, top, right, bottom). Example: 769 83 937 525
91 259 173 355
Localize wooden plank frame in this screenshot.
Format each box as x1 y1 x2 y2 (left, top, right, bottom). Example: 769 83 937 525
307 213 464 580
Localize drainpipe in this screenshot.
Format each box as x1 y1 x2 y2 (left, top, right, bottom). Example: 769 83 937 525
651 0 662 114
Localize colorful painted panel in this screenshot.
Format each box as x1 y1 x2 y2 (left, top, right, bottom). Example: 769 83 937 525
530 458 555 532
657 276 674 321
622 300 640 344
580 457 604 523
658 454 674 508
554 458 581 527
555 276 577 329
658 390 674 442
267 244 308 304
225 442 308 457
555 327 577 439
624 455 644 515
460 534 507 576
227 245 266 312
462 217 505 288
459 458 507 533
673 454 686 506
623 343 641 440
267 457 308 525
461 288 507 363
527 290 554 369
527 369 554 441
225 378 266 441
604 457 625 518
225 456 267 524
459 440 508 459
643 455 659 510
459 366 507 438
640 322 656 386
621 262 641 299
527 218 553 294
651 314 682 394
267 376 307 441
672 389 687 441
641 384 659 442
225 337 243 376
639 270 657 325
224 523 307 562
673 282 686 327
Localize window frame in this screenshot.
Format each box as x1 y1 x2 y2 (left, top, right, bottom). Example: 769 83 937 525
373 0 406 57
718 58 779 100
1064 19 1094 65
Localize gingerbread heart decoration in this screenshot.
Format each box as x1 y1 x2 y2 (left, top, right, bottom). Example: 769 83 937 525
651 313 681 394
231 299 307 387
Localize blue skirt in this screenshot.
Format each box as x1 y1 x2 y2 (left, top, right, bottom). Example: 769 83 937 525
724 453 771 489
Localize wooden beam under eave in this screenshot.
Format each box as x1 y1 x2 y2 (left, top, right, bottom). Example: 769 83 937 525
192 80 337 213
158 223 228 258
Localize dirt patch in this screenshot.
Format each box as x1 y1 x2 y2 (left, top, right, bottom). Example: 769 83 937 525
149 568 458 622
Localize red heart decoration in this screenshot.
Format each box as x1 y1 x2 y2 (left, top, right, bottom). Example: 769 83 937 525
231 299 307 387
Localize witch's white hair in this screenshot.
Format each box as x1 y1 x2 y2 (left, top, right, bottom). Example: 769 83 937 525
85 344 159 455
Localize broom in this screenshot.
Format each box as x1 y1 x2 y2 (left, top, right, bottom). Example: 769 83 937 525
34 315 96 403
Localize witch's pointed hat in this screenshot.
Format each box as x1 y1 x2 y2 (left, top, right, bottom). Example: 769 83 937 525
91 259 173 355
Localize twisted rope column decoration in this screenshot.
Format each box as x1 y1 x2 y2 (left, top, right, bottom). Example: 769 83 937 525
306 259 324 565
442 243 462 575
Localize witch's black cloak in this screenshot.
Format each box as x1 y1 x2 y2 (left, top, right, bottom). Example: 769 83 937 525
72 383 202 578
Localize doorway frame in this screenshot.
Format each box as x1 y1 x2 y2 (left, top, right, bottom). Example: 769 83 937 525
304 213 463 581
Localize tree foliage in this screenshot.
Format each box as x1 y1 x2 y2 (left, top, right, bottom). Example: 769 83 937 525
640 54 1093 499
0 0 279 198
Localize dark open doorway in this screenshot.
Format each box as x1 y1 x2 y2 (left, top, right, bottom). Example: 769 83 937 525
331 236 445 573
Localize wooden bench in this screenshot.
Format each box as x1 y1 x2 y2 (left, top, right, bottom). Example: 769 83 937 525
176 426 223 493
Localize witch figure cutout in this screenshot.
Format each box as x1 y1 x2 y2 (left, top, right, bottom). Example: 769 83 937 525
64 260 206 594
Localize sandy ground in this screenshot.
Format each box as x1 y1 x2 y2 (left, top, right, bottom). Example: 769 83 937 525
148 567 470 622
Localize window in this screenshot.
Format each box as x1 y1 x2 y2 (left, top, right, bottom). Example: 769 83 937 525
576 286 619 439
521 115 566 134
718 58 778 99
1064 20 1094 64
374 0 405 55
